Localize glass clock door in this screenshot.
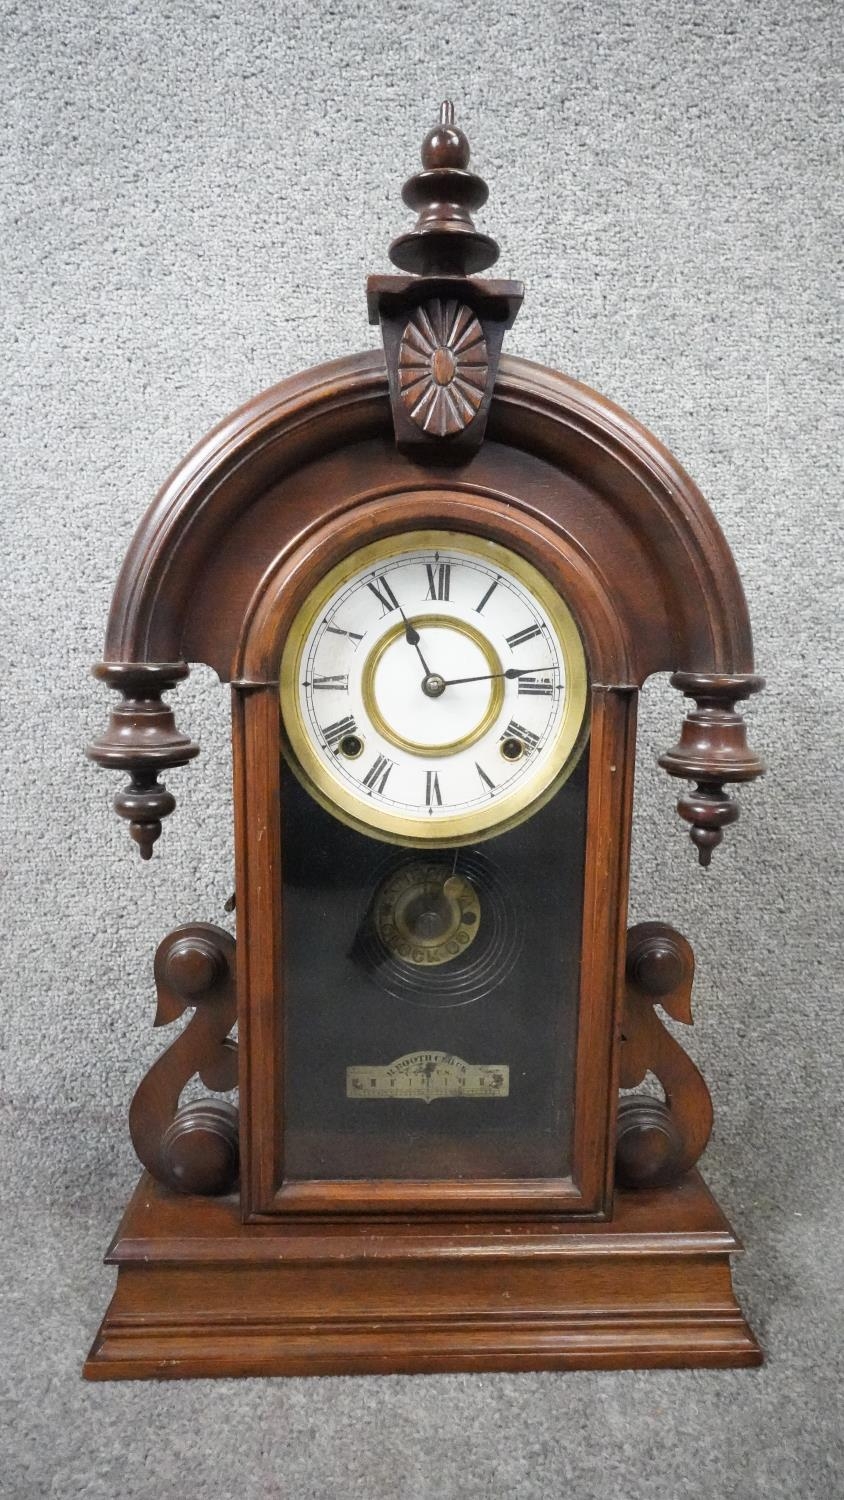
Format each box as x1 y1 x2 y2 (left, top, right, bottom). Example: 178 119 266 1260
278 751 588 1184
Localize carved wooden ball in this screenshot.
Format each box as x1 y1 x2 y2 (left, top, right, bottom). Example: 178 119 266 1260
615 1098 684 1188
628 934 685 997
421 122 471 170
160 1099 239 1196
164 935 227 998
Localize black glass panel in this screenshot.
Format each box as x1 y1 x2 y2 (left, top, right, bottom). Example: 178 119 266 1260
279 745 588 1181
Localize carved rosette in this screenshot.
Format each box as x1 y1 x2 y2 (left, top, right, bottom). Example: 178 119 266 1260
398 300 488 436
659 672 765 865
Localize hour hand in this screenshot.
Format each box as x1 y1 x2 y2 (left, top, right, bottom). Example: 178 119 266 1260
397 604 433 677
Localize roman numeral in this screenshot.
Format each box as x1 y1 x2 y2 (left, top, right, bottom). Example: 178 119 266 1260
475 762 496 795
322 715 357 749
324 624 364 646
425 563 451 601
506 623 543 649
503 719 541 752
311 674 349 690
517 676 554 696
425 770 442 807
362 754 394 794
475 577 499 613
367 575 399 616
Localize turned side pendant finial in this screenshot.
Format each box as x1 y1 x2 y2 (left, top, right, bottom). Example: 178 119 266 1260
659 672 765 865
86 662 199 858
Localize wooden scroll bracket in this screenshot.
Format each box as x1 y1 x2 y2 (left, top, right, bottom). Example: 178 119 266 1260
615 921 713 1189
659 671 765 865
86 662 199 858
128 923 238 1196
368 101 523 458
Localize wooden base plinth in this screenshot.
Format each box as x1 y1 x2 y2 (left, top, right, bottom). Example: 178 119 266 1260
84 1172 761 1378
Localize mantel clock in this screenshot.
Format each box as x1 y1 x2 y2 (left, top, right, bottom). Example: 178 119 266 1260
85 104 765 1377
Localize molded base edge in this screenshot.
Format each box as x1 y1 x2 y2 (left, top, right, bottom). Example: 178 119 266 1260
84 1172 762 1378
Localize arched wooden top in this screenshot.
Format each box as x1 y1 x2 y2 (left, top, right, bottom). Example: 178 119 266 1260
102 350 755 684
235 490 633 688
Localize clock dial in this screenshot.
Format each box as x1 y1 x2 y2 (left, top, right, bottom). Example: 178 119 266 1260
279 530 588 844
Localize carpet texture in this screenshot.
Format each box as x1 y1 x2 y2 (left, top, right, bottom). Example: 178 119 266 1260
2 1 842 1496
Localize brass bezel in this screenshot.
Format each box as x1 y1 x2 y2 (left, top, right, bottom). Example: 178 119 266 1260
279 530 589 846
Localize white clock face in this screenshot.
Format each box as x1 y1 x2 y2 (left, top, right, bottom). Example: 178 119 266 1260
279 530 588 844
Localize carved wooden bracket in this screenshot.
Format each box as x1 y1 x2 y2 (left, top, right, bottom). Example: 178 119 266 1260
659 671 765 865
86 662 199 858
367 102 523 457
615 922 713 1189
128 923 238 1195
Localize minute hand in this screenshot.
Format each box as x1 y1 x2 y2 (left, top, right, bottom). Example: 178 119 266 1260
440 666 559 687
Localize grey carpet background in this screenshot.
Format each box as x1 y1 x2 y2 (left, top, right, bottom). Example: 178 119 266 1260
2 0 842 1496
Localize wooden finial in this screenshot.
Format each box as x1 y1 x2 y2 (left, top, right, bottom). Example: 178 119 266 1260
368 104 523 456
389 102 499 276
86 662 199 858
659 672 765 865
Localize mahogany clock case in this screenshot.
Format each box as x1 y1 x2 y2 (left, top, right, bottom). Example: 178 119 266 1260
84 352 764 1377
84 106 765 1377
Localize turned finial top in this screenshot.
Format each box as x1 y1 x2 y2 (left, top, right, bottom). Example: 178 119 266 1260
388 102 499 277
419 100 470 170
